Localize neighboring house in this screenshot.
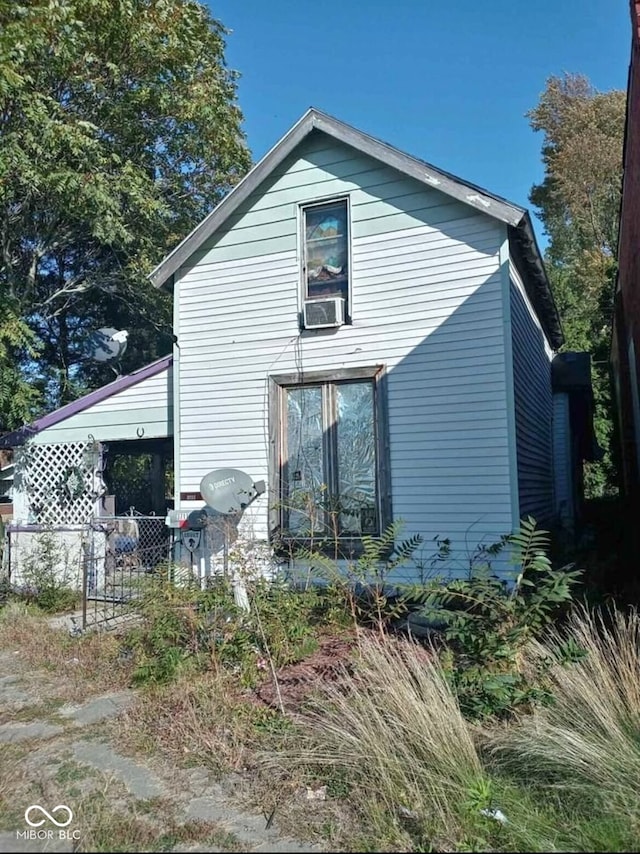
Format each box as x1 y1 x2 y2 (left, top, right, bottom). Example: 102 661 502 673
2 109 596 585
0 357 172 585
150 108 588 580
613 0 640 508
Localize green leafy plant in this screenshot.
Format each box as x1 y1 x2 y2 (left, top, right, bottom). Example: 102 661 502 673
294 520 424 637
127 570 204 685
127 571 263 686
0 574 10 608
126 562 346 688
414 534 452 585
248 577 320 665
417 517 582 719
15 531 80 613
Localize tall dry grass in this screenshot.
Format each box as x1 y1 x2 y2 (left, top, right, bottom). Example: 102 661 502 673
291 636 486 845
277 617 640 851
487 605 640 811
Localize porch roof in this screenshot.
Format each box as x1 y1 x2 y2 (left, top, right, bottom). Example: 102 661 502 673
0 356 173 449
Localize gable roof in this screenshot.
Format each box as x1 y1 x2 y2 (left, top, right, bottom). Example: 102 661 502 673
0 356 172 449
150 108 563 349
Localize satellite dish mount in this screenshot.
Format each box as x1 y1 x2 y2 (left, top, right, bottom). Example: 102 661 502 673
196 468 266 580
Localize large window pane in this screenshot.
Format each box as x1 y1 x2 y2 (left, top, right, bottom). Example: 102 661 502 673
285 386 324 534
304 201 349 301
336 382 377 534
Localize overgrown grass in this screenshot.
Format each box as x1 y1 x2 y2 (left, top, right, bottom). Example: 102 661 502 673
484 605 640 845
0 601 133 701
285 636 489 850
116 670 291 777
3 523 639 852
274 610 640 852
3 757 241 853
73 788 240 853
0 743 29 831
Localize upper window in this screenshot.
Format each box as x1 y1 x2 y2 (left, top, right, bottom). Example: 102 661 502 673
302 199 350 305
269 367 391 549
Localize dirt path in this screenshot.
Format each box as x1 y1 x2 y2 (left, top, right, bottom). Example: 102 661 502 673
0 648 322 853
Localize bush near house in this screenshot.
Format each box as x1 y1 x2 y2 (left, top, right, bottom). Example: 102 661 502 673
125 568 349 690
4 531 80 613
120 517 582 719
416 517 583 720
109 517 640 851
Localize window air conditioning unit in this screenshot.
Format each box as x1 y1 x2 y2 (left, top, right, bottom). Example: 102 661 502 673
303 297 346 330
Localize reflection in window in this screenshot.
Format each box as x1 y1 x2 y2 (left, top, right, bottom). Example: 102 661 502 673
286 386 324 535
282 379 378 537
336 383 376 534
303 200 349 303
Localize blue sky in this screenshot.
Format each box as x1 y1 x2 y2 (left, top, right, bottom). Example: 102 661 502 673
208 0 630 247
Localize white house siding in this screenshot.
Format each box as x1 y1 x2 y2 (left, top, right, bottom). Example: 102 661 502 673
31 365 173 445
176 134 516 582
510 264 554 525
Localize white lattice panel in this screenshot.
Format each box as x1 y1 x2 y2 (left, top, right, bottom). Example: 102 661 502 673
23 442 97 526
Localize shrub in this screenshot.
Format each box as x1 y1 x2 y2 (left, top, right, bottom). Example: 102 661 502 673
15 531 80 613
0 574 11 608
126 567 346 687
294 520 425 636
288 516 580 720
126 570 205 684
416 517 582 719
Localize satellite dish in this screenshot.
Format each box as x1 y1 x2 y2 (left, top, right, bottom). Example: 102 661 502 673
87 328 129 363
200 468 263 515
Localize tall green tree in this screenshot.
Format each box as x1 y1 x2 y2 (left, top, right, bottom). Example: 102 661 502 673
528 73 626 497
0 0 251 428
